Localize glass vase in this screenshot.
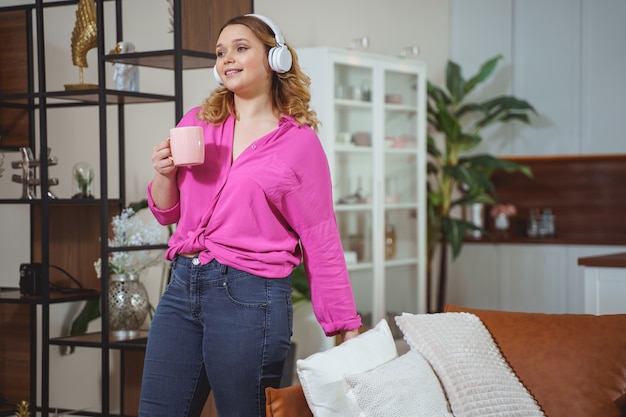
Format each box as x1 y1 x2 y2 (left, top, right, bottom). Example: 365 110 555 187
71 161 94 199
108 273 150 336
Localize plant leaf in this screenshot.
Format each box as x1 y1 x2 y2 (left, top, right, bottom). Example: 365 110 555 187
291 263 311 303
443 164 494 194
455 133 482 152
455 103 486 119
427 135 442 158
452 192 497 208
68 299 101 354
482 95 536 113
427 81 451 106
460 154 533 178
436 101 461 142
441 217 475 259
427 161 440 176
446 60 465 103
475 96 537 129
463 55 503 95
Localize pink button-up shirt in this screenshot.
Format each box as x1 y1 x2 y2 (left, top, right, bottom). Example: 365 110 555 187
148 107 361 335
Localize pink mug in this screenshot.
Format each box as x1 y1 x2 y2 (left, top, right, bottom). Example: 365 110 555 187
169 126 205 166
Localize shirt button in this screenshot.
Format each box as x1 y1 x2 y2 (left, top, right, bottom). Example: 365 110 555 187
192 257 200 265
251 145 257 150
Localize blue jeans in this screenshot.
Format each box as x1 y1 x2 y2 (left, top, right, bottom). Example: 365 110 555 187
138 256 293 417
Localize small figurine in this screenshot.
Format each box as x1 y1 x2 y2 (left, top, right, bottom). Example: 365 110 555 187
15 400 31 417
110 41 139 92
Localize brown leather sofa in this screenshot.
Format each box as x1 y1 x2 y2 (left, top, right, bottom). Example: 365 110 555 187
266 305 626 417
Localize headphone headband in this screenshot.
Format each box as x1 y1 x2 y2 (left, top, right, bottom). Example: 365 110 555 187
214 13 292 84
245 13 286 46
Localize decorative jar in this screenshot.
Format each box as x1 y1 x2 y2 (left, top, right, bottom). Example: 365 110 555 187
108 273 150 336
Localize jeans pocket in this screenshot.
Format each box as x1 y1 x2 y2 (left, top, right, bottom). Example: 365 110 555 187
223 272 268 308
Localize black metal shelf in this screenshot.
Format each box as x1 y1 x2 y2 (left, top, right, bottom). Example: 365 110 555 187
0 90 175 106
48 89 176 106
104 49 216 70
0 0 250 415
0 288 101 305
49 330 148 350
0 198 122 205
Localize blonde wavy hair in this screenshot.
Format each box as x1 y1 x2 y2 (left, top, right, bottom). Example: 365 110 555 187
198 15 320 132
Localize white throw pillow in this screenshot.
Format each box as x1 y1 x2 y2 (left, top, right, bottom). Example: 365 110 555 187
395 312 546 417
344 350 453 417
296 319 398 417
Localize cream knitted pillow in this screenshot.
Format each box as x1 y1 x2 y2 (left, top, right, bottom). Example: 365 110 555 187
395 312 545 417
343 350 453 417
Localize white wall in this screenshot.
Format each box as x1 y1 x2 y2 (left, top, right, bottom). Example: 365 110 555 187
449 0 626 157
255 0 449 83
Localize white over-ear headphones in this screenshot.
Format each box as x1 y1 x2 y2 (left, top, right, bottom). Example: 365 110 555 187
213 14 293 84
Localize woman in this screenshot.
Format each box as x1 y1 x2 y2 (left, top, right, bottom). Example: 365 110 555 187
140 14 362 417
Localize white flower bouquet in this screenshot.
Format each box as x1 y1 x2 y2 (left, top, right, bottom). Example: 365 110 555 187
94 207 166 277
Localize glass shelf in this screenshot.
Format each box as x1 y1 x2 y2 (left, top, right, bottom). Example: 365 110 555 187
335 98 372 109
385 257 420 268
347 262 374 272
335 145 373 153
384 103 418 113
334 203 372 212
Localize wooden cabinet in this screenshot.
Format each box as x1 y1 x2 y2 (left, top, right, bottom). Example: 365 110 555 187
0 1 251 416
297 47 428 325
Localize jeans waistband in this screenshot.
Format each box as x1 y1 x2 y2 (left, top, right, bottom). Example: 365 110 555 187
174 255 229 274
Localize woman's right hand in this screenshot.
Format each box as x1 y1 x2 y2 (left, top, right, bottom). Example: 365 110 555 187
150 138 180 210
152 138 177 177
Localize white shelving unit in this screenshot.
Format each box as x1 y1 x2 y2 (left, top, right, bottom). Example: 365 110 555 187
297 47 428 326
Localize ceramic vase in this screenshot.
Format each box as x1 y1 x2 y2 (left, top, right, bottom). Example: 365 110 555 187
494 213 510 230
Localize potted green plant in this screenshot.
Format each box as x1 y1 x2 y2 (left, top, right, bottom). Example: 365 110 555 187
427 55 535 312
291 262 311 304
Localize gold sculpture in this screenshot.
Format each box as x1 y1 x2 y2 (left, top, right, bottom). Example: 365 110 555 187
64 0 98 90
15 400 31 417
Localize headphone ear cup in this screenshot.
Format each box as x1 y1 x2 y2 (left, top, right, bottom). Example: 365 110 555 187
213 66 223 84
268 46 293 73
